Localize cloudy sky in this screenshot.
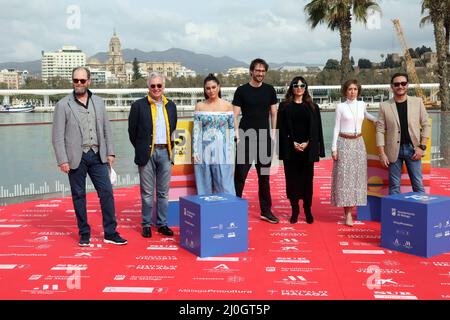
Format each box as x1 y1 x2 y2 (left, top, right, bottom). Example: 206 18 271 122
0 0 434 65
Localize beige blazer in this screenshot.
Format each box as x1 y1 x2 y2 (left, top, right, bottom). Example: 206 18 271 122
376 96 431 163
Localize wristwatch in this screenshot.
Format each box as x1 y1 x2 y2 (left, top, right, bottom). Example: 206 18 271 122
418 144 427 151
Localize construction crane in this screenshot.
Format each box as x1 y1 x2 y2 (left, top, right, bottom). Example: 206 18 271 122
392 19 433 107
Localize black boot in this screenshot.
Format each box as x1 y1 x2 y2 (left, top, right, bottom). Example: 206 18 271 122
289 199 300 224
304 207 314 224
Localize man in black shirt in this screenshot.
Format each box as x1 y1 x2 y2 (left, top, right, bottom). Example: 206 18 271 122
376 72 431 194
233 58 279 223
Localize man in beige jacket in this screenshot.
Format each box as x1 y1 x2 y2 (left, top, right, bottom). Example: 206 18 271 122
376 72 431 195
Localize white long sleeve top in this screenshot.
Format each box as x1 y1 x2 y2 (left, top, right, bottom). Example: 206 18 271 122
331 99 377 152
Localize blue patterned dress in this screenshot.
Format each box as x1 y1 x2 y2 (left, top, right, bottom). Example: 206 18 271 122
192 111 235 195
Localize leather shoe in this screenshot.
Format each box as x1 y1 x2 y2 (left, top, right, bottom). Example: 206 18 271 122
157 226 174 236
142 226 152 238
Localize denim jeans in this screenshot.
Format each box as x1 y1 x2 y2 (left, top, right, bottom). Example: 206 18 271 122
388 143 425 195
194 164 235 195
138 148 172 227
68 150 117 236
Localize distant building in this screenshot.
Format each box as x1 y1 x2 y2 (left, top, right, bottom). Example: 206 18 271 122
226 67 248 77
90 69 118 85
124 61 182 80
278 65 308 72
175 66 196 78
108 32 125 76
41 46 86 82
306 66 322 73
0 69 20 89
87 32 190 83
391 53 401 63
422 51 437 68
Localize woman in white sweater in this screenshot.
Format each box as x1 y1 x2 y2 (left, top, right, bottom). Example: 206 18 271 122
331 79 377 226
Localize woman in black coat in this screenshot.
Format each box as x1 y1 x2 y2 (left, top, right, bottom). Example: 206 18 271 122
277 76 325 224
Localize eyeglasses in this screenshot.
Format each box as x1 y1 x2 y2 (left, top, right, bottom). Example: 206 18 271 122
150 84 163 89
392 81 408 87
292 83 306 89
73 79 88 84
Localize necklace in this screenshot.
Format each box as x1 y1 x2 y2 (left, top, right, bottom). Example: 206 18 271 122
347 100 358 134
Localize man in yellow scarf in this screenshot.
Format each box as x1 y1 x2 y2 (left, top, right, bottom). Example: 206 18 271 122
128 72 178 238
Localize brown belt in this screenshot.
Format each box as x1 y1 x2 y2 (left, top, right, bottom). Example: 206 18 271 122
154 144 168 149
339 133 362 139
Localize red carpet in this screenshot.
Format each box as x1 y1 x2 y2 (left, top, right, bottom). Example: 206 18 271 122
1 160 449 300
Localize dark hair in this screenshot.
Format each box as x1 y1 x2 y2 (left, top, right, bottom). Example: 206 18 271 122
284 76 314 108
249 58 269 72
341 79 362 97
72 66 91 79
203 73 222 99
390 72 409 84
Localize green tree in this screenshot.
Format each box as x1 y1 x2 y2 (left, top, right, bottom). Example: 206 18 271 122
132 58 143 82
358 58 372 69
421 0 449 112
304 0 381 82
383 54 401 68
21 77 49 89
47 76 71 89
420 0 450 59
323 59 340 71
415 45 432 57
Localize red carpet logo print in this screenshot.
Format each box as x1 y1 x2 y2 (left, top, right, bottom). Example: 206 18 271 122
0 160 449 300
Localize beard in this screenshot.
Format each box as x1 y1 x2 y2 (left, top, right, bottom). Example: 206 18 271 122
252 74 264 83
74 86 87 95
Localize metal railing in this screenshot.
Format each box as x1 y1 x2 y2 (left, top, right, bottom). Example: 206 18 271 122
0 83 444 111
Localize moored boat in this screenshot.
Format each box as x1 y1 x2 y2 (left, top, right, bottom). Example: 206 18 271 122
0 103 35 113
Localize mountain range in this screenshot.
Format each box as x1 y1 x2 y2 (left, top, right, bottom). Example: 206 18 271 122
0 48 317 75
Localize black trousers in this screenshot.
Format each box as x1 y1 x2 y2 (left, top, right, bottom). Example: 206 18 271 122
234 161 272 214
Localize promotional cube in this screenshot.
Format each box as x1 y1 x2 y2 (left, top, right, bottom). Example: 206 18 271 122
179 193 248 257
357 196 381 221
381 192 450 258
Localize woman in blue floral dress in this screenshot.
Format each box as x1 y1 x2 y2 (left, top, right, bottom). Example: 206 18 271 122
192 74 235 195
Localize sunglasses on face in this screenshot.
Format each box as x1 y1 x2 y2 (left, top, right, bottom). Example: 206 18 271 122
292 83 306 89
150 84 163 89
73 79 88 84
393 81 408 87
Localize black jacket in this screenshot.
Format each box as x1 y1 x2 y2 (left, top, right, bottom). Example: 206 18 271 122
128 95 177 166
277 101 325 162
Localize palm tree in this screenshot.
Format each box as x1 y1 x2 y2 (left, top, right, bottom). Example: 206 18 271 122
304 0 381 82
422 0 450 168
421 0 449 112
420 0 450 59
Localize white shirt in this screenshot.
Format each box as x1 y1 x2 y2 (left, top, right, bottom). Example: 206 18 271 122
154 100 168 144
331 99 377 152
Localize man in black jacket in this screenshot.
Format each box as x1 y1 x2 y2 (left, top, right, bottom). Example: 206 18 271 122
128 72 177 238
